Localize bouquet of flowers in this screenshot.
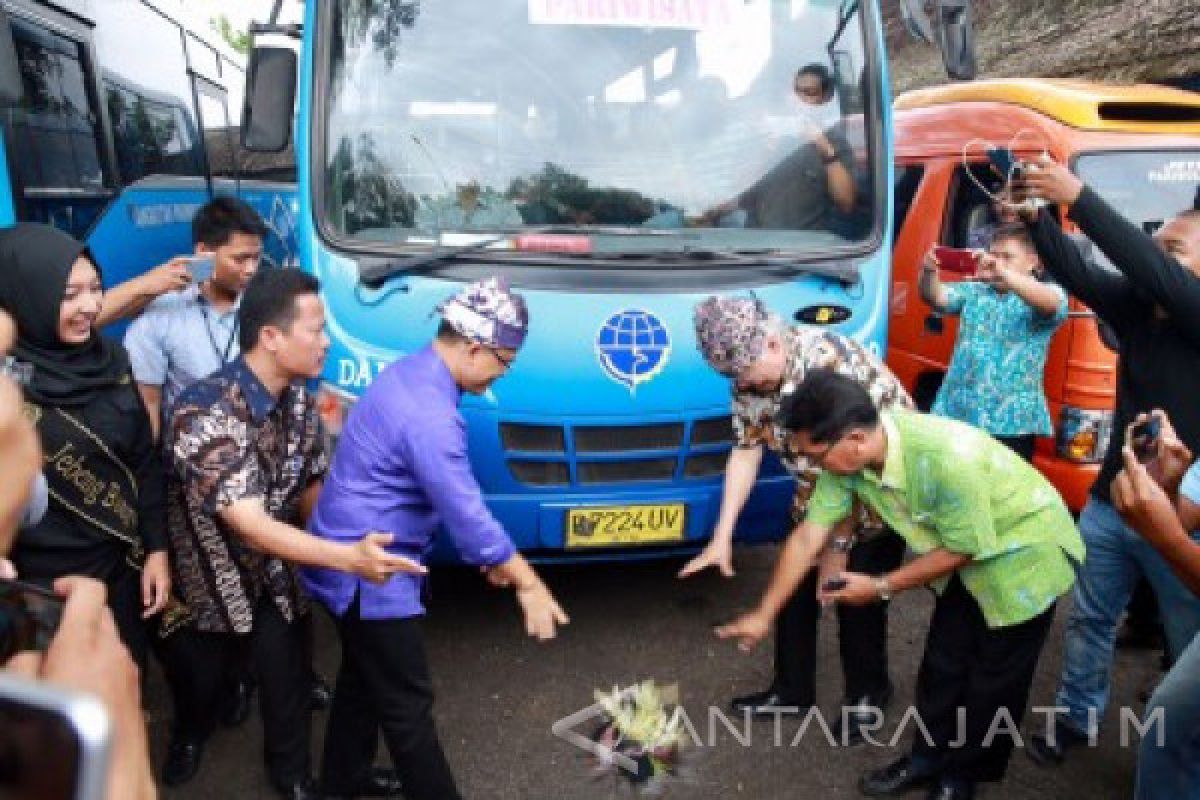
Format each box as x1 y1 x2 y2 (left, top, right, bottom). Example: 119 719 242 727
587 681 692 796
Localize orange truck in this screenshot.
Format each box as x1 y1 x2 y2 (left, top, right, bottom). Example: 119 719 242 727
888 79 1200 512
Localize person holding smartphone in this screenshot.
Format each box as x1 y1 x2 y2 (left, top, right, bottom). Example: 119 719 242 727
918 224 1068 461
124 197 266 440
1110 410 1200 799
1013 158 1200 767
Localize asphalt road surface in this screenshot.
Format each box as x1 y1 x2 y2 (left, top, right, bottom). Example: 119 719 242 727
152 545 1153 799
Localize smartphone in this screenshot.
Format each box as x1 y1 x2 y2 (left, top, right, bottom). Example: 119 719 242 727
0 673 111 800
1130 417 1162 464
822 578 848 593
987 146 1020 179
0 579 64 662
933 246 980 276
183 253 215 284
0 357 32 387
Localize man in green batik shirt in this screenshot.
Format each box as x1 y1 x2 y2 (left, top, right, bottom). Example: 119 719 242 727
717 369 1083 800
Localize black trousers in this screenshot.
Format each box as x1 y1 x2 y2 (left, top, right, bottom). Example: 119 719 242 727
994 434 1036 463
910 575 1056 783
320 597 462 800
158 599 312 788
105 564 149 669
774 531 907 704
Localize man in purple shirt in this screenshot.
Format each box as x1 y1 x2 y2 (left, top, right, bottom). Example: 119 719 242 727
304 277 569 800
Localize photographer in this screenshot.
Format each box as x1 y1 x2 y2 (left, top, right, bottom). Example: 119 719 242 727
1015 160 1200 765
1111 411 1200 799
919 226 1067 461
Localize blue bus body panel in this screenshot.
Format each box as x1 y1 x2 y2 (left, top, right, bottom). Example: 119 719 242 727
83 179 299 338
294 0 893 564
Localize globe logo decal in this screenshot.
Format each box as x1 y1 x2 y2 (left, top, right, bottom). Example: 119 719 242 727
595 310 671 394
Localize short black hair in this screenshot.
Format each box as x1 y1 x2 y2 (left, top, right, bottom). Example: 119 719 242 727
238 269 321 352
435 319 470 344
192 196 268 249
795 63 833 96
778 368 879 444
990 222 1036 254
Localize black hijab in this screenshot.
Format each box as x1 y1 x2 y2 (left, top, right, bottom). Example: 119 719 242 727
0 223 129 407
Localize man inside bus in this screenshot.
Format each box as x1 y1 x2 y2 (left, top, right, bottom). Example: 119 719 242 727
704 64 855 231
682 295 908 743
1014 157 1200 766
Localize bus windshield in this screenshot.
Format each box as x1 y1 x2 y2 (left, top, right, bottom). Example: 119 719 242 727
321 0 880 257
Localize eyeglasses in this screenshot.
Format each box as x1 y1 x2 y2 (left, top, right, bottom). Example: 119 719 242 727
796 435 843 466
486 346 516 370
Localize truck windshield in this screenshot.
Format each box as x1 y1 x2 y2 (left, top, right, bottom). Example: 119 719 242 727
1075 150 1200 247
321 0 880 257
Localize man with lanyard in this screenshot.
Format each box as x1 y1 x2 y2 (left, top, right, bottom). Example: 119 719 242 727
125 196 263 439
124 198 328 785
303 277 569 800
682 295 909 743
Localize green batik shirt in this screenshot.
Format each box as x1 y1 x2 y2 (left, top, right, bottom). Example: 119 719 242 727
807 410 1084 628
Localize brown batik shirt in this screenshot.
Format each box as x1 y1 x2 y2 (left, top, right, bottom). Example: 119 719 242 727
166 357 327 634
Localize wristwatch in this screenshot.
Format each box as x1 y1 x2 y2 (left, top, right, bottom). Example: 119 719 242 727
874 576 893 602
821 150 839 165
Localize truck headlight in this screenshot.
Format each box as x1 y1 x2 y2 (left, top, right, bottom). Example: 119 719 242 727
1056 407 1113 464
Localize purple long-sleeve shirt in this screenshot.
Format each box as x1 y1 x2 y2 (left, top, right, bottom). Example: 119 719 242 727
302 345 516 619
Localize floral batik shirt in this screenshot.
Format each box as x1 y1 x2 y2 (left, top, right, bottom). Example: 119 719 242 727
166 357 327 634
932 281 1068 436
732 326 912 529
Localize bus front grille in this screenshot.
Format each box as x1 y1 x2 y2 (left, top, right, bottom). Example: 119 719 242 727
503 417 733 487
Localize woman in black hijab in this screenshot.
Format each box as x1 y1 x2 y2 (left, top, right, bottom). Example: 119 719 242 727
0 223 169 667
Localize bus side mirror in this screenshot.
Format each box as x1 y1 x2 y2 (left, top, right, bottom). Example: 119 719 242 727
241 46 296 153
0 12 25 107
935 0 977 81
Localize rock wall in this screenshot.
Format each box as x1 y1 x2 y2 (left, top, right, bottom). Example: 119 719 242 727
883 0 1200 94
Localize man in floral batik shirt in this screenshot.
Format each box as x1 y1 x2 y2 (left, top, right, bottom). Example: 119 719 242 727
680 294 910 742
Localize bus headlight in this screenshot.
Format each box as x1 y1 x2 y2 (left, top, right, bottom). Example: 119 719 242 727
316 382 357 445
1056 407 1113 464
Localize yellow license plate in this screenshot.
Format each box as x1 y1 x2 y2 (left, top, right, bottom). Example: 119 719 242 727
565 504 686 548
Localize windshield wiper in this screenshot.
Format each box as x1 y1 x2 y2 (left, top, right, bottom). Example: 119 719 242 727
359 223 578 286
359 234 524 286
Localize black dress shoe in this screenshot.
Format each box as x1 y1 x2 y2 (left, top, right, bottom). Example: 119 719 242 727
925 779 974 800
161 737 204 787
274 776 322 800
1027 718 1089 767
730 688 811 717
220 678 255 728
834 684 894 745
310 674 334 711
323 767 405 799
860 756 939 797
